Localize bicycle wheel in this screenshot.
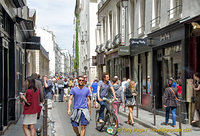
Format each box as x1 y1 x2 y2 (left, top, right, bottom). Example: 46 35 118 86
95 110 104 131
109 113 119 136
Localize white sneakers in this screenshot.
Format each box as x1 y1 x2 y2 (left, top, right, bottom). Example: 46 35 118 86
99 119 104 123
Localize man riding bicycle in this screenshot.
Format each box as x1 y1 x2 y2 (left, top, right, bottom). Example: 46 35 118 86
97 73 118 123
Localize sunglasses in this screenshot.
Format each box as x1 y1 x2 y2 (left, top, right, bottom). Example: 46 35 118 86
79 79 84 81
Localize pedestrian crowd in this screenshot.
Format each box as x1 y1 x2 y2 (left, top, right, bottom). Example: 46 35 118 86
19 71 200 136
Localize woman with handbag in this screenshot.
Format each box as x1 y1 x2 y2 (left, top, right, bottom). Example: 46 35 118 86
163 79 179 127
20 76 41 136
125 80 137 126
192 72 200 123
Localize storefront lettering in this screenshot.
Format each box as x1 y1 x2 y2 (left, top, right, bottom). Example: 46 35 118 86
119 49 129 53
160 33 170 41
131 40 146 45
130 38 147 46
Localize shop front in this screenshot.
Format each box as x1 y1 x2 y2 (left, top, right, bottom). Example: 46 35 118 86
96 52 105 80
184 15 200 126
148 23 185 111
118 46 131 80
0 5 15 130
106 49 121 79
130 38 152 108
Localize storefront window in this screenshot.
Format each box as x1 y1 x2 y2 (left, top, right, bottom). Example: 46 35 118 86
141 54 147 94
161 43 182 89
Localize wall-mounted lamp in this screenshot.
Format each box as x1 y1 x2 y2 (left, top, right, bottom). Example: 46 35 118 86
192 22 200 29
96 22 101 30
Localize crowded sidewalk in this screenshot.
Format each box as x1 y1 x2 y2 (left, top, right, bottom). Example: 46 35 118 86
119 106 200 136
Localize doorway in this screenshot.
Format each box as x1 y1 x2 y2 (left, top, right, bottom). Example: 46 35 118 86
156 61 163 109
3 48 8 126
125 67 129 79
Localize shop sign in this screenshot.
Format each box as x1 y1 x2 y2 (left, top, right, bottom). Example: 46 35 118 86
160 32 170 41
118 46 130 56
130 38 147 46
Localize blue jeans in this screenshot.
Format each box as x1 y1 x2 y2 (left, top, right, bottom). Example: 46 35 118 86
165 106 176 126
97 97 109 120
59 89 64 102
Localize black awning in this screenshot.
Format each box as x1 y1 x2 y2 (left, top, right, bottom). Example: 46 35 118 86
13 0 25 8
25 36 49 59
16 16 32 25
26 36 41 50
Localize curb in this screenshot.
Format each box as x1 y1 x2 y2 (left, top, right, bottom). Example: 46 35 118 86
119 110 173 136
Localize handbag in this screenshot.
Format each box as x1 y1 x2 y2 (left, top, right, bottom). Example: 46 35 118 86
191 96 195 103
169 87 179 106
37 105 42 119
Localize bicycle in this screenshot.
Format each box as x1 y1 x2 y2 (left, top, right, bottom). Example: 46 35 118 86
95 97 119 135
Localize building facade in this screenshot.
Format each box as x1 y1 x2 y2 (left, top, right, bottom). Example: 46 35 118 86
36 28 57 76
0 0 47 132
61 49 71 75
74 0 98 84
95 0 200 124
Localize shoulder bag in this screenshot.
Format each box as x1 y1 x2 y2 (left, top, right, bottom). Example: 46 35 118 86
169 87 179 106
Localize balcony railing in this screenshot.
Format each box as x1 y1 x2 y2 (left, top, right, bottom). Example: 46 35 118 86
168 5 182 22
137 25 145 36
150 16 160 31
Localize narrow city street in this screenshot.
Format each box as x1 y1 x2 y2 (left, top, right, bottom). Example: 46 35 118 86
1 0 200 135
51 102 161 136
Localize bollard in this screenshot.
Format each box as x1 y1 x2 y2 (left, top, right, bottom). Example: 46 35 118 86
178 101 182 136
36 127 42 136
136 101 138 118
43 99 48 136
153 96 156 126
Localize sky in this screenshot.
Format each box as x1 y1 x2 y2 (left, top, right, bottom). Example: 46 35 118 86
27 0 75 53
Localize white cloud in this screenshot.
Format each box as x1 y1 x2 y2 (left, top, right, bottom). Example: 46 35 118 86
27 0 75 53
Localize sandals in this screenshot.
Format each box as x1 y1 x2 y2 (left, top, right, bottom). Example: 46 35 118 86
124 121 130 124
130 122 135 126
124 121 135 126
192 120 199 123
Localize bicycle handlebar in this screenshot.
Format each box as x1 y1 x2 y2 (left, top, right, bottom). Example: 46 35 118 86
102 97 115 104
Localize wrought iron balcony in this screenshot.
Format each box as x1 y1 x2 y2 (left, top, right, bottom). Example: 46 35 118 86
137 25 145 35
150 16 160 31
168 5 182 23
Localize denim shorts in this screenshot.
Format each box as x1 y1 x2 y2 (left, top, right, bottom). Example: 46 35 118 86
71 112 89 127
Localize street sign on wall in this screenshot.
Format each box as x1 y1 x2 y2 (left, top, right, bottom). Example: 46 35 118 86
118 46 130 56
